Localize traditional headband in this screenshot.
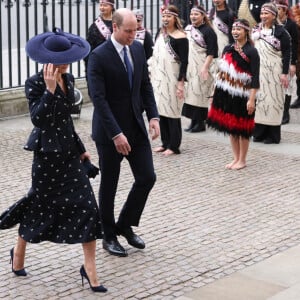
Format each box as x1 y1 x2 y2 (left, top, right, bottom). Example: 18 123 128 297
275 4 288 8
162 9 179 17
136 14 144 20
100 0 114 6
261 6 277 16
191 7 206 15
232 21 250 31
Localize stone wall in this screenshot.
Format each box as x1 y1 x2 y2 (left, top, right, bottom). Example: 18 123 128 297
0 79 90 119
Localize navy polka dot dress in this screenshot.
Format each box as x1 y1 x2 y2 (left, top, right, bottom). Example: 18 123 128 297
0 71 102 244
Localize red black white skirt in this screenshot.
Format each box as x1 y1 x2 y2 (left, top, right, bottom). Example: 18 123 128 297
207 52 255 139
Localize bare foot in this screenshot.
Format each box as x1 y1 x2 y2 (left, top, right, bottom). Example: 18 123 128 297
225 160 237 169
153 146 165 153
231 163 247 170
162 149 175 156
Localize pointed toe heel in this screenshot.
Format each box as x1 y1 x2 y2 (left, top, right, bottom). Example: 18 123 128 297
80 265 107 293
9 248 27 277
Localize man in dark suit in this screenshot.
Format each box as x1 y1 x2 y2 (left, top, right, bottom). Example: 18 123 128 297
87 8 160 257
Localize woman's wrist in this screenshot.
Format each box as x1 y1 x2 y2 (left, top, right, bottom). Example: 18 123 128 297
177 81 184 91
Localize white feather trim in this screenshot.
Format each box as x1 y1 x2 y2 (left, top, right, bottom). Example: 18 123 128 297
218 59 252 84
215 79 250 98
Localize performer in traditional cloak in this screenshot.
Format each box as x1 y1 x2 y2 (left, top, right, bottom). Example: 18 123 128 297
148 5 189 156
209 0 237 55
182 5 218 133
252 2 291 144
207 19 259 170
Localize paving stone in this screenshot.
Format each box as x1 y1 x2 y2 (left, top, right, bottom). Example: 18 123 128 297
0 106 300 299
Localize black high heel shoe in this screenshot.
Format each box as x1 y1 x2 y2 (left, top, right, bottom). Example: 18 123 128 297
9 248 27 276
80 265 107 293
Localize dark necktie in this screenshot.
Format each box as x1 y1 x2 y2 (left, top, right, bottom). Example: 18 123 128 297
123 46 133 88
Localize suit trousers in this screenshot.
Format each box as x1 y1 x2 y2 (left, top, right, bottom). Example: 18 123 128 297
96 137 156 240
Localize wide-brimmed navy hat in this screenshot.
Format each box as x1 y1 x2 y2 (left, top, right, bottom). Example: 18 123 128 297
25 28 90 64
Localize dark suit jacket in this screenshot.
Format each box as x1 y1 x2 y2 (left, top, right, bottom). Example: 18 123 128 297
87 39 158 145
24 71 86 154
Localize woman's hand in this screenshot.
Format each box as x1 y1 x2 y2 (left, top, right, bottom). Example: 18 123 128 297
247 89 258 115
176 88 184 100
199 66 209 81
290 65 296 77
176 81 185 100
280 74 289 89
80 151 91 162
43 63 58 94
247 99 255 115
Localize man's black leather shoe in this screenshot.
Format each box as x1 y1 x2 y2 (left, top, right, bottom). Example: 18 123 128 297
117 227 145 249
102 238 128 257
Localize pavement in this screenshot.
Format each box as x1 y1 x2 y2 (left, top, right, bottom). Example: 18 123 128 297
0 104 300 300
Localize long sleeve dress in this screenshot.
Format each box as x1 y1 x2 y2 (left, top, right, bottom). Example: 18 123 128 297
0 71 102 244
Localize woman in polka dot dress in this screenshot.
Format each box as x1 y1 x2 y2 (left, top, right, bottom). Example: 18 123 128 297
0 28 107 293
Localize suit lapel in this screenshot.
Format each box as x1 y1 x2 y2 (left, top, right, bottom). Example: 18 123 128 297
107 40 127 73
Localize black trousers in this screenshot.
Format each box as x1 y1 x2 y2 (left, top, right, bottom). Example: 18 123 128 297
159 115 182 154
253 123 281 143
182 104 208 122
96 137 156 240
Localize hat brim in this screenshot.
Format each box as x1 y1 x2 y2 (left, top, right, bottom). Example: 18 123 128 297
25 31 90 64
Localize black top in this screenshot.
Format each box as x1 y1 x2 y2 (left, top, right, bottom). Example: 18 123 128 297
209 6 237 43
228 0 241 12
86 19 113 51
284 18 298 65
223 42 260 89
84 18 113 68
196 24 219 58
275 25 292 74
143 30 154 60
169 36 189 81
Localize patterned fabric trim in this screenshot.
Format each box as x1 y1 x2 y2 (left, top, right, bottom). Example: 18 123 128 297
252 26 281 51
186 25 207 48
213 13 229 35
234 43 250 63
95 17 111 40
163 31 180 62
135 29 146 41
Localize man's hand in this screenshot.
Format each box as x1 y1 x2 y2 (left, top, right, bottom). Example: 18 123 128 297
113 134 131 155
